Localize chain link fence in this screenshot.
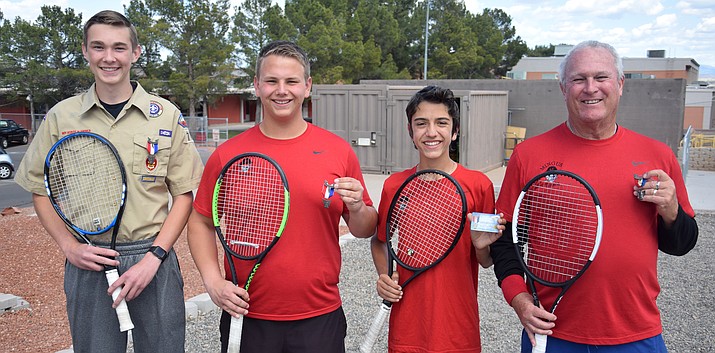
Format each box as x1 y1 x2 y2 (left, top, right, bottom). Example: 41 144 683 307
183 116 230 147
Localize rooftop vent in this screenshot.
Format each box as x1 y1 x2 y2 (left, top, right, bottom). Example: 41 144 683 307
647 50 665 58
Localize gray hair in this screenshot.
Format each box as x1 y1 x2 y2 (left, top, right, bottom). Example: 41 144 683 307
558 40 624 85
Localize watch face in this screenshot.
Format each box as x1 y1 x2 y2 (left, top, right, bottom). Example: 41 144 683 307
151 246 168 261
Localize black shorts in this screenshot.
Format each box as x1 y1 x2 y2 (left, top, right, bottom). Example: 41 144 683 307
219 306 347 353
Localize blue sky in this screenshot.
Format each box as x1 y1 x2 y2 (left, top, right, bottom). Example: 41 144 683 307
2 0 714 71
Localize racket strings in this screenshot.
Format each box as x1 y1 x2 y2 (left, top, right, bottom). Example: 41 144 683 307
389 175 463 269
217 157 285 258
47 136 124 233
516 178 598 284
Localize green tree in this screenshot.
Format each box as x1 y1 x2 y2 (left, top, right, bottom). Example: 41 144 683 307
349 0 403 80
383 0 418 75
146 0 235 116
232 0 295 87
36 6 84 70
264 6 298 43
125 0 172 92
35 6 92 104
285 0 351 83
482 8 528 77
528 44 556 57
0 7 90 115
423 0 490 79
284 0 407 83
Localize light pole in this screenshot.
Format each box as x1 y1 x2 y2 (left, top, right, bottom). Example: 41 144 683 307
424 0 430 80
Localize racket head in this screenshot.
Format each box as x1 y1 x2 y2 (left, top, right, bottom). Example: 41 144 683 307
212 152 290 260
512 169 603 287
386 169 467 273
43 132 127 238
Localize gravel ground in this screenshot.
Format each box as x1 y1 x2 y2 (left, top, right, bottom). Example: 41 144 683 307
185 211 715 353
1 210 712 352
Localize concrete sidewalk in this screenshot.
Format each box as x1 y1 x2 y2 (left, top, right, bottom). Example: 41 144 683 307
683 170 715 212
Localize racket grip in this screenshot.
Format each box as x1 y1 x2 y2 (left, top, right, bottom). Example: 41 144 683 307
227 314 244 353
532 333 547 353
105 269 135 332
359 302 391 353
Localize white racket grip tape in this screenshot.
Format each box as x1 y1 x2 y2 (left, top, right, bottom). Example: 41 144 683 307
227 314 244 353
105 269 135 332
532 333 547 353
359 303 391 353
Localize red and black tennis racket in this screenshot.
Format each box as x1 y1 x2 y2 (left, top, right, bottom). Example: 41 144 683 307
212 152 290 353
360 169 467 353
44 132 134 332
512 169 603 353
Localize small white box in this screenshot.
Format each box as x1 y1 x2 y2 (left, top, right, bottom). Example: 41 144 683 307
470 212 500 233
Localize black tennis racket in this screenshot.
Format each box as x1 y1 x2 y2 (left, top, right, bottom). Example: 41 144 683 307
212 152 290 353
360 169 467 353
512 170 603 353
43 131 133 332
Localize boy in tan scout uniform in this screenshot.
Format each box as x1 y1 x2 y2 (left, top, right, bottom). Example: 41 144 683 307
15 10 203 353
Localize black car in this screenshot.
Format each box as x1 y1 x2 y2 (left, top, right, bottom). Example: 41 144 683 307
0 119 30 148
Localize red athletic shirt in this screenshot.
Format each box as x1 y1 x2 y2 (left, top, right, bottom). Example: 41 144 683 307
496 123 694 345
194 124 373 321
377 165 495 353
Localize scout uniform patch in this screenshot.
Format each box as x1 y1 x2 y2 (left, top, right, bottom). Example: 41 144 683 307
149 101 163 118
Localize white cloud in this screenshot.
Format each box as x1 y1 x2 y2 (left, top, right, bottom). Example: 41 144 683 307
655 13 678 26
677 0 715 15
561 0 664 17
695 16 715 32
0 0 69 21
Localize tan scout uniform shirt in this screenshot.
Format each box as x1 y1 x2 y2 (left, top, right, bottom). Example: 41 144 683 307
16 82 204 243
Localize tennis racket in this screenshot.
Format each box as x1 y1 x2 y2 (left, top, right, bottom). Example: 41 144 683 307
212 152 290 353
43 131 133 332
512 169 603 353
359 169 467 353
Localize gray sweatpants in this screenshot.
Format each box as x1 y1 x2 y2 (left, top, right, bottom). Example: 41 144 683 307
64 238 185 353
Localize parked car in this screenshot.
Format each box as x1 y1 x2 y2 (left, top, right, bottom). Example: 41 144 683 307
0 146 14 179
0 119 30 148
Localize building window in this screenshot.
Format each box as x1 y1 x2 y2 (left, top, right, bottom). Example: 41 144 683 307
625 73 644 79
541 73 557 80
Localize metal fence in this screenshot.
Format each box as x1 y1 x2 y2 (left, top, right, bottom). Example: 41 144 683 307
682 125 693 182
183 116 230 147
0 113 231 147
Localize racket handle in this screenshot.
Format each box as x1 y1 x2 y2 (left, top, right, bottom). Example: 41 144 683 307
532 333 547 353
105 268 135 332
359 302 391 353
227 314 244 353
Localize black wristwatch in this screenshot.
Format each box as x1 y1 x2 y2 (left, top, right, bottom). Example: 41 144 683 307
148 245 168 262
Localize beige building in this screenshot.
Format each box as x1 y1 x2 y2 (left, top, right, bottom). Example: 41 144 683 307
507 45 709 129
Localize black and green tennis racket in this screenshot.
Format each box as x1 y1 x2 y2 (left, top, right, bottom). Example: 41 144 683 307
212 152 290 353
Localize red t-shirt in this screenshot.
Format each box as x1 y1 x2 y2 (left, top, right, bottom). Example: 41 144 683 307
194 124 373 321
496 123 694 345
377 165 495 353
